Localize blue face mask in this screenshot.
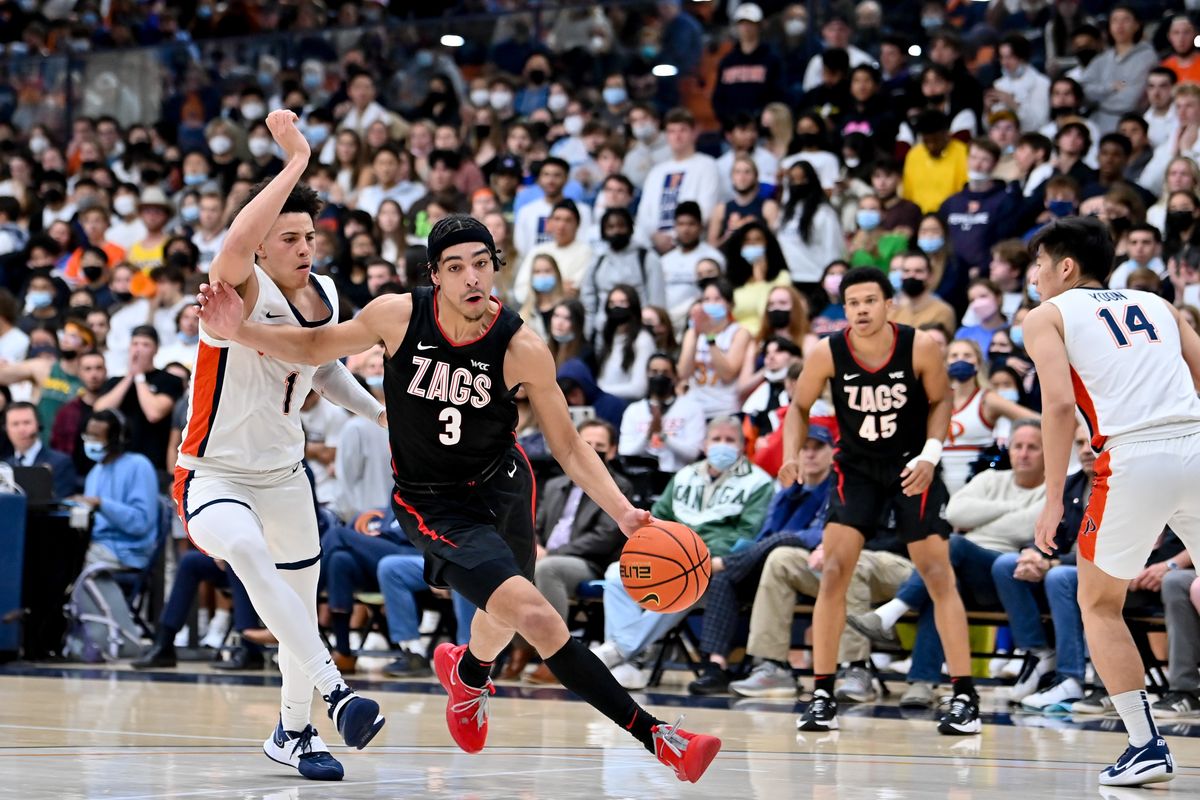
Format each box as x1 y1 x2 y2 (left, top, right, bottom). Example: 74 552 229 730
83 441 108 462
706 442 740 472
180 332 199 345
181 205 200 223
740 244 765 263
552 331 575 343
366 374 385 389
602 87 628 106
889 270 904 292
1027 283 1041 303
702 302 728 321
183 173 208 187
302 73 322 91
996 388 1020 402
1010 325 1024 348
856 208 882 231
26 290 54 309
1047 199 1075 218
947 360 978 382
917 237 944 254
304 125 330 148
531 274 557 293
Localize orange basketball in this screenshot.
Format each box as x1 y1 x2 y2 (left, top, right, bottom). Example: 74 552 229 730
619 521 711 613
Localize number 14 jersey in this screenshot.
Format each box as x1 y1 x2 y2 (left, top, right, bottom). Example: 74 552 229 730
177 264 339 473
829 323 930 462
1046 287 1200 449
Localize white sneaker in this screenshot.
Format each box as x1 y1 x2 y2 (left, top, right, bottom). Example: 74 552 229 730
590 641 625 669
173 625 190 648
199 613 231 649
1022 676 1084 711
1011 653 1056 701
611 662 651 690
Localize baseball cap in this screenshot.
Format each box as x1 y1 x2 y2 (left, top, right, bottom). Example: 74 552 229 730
807 424 835 447
733 3 763 23
492 154 522 177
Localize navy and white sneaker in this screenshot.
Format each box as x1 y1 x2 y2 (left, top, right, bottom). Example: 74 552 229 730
263 718 344 781
937 692 982 736
796 689 839 732
1099 737 1174 786
324 686 386 750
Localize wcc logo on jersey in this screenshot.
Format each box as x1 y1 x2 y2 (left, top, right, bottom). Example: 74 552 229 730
407 356 492 407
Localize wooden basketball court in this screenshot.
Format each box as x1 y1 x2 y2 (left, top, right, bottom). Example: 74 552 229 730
1 664 1197 798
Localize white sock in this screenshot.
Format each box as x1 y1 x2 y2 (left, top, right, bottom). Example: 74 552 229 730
200 609 231 647
1031 647 1054 661
1112 689 1159 747
403 638 426 658
197 608 211 637
875 598 911 630
302 649 346 699
173 625 190 648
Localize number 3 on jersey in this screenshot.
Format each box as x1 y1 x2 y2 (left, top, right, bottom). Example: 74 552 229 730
1098 304 1160 347
439 407 462 445
858 413 897 441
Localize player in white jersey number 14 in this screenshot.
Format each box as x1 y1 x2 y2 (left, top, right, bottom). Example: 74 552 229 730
1025 216 1200 787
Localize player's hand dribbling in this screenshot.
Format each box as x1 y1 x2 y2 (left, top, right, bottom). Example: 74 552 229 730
777 458 801 486
1033 502 1062 556
899 460 934 496
196 281 245 341
617 506 654 537
266 109 310 163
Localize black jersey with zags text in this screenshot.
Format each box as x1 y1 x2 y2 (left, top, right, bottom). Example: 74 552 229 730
829 323 929 462
386 286 523 487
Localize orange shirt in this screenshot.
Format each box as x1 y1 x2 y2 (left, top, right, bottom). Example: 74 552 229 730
1162 55 1200 86
63 241 126 286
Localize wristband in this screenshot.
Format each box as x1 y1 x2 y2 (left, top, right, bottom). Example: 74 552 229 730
134 373 147 384
905 438 943 470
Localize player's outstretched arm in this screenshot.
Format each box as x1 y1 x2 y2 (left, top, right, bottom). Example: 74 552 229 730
208 109 310 294
779 339 833 486
508 327 651 536
1023 303 1074 555
197 281 408 365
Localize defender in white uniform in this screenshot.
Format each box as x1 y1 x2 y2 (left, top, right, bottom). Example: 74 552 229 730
1026 217 1200 788
176 110 387 781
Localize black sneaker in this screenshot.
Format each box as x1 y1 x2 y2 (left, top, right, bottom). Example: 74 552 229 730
937 692 982 736
383 649 432 679
1152 691 1200 719
797 689 839 731
131 642 176 670
687 664 730 696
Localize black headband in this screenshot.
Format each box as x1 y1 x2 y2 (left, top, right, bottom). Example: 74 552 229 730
427 221 497 268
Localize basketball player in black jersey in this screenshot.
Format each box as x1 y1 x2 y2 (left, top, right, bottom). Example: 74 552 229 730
195 215 722 783
778 267 981 735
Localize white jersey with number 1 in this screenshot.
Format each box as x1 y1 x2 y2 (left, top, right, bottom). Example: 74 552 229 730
1045 286 1200 579
177 264 339 474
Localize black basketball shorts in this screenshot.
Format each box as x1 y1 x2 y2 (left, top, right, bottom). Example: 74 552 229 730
391 444 537 611
827 451 951 544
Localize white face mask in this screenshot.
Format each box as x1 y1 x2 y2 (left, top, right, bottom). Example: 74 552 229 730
490 91 513 111
29 135 49 155
784 18 807 37
632 122 658 143
470 88 490 107
563 114 584 136
208 135 233 155
113 195 137 217
547 93 569 113
241 102 265 120
248 137 272 158
968 169 992 182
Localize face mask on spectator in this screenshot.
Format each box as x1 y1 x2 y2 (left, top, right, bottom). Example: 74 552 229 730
647 374 674 397
1167 210 1195 232
183 173 208 187
947 360 977 381
1027 283 1040 303
921 16 943 30
181 205 200 223
606 305 632 324
302 72 322 91
552 330 575 343
28 343 56 358
1010 325 1024 348
889 270 903 292
603 87 628 106
706 442 739 471
970 295 999 321
490 90 513 111
180 331 200 345
28 134 48 154
531 274 557 293
823 273 843 297
996 387 1019 402
844 156 861 169
563 115 584 136
767 308 790 329
82 265 104 283
113 195 137 217
304 125 330 148
784 18 807 37
917 236 944 253
366 374 385 389
208 135 233 155
1047 199 1075 218
901 277 925 297
26 290 53 309
604 231 631 251
241 102 265 120
968 170 991 183
740 244 765 263
470 88 490 107
547 93 569 114
856 208 881 230
248 137 272 158
702 301 728 321
632 122 658 142
83 440 108 462
1075 48 1098 67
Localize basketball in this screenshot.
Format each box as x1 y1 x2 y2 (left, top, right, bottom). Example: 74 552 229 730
619 521 711 613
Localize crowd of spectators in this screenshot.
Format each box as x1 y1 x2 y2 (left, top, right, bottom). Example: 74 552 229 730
2 0 1200 713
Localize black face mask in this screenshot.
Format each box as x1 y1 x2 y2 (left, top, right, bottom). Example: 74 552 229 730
794 132 822 150
140 169 162 185
924 93 947 107
647 374 675 397
1108 216 1132 237
1167 210 1196 233
59 349 78 361
1052 105 1080 119
527 69 547 85
767 308 791 329
696 276 718 291
605 232 631 252
901 276 925 297
475 124 492 140
112 290 133 303
82 265 105 283
1075 48 1099 67
606 305 632 324
41 187 65 204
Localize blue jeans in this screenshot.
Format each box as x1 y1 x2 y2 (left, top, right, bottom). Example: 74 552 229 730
321 526 410 612
905 535 1004 684
602 561 688 661
990 553 1087 682
376 554 476 646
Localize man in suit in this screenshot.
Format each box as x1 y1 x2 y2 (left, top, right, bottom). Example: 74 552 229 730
4 401 76 501
503 419 631 684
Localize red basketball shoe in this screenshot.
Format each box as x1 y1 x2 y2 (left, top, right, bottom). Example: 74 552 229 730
433 643 494 754
652 716 722 782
